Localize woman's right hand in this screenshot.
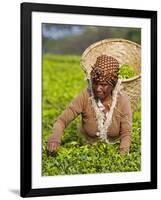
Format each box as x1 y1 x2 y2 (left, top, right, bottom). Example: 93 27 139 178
47 136 60 154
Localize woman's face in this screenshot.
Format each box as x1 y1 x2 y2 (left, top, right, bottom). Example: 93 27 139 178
92 79 114 101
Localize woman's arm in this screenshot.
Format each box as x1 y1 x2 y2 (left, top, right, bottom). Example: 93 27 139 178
119 93 132 155
47 89 87 153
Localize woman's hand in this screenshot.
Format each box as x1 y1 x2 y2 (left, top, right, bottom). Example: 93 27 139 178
47 136 60 154
120 147 129 156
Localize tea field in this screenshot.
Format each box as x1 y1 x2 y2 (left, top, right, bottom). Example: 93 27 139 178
42 54 141 176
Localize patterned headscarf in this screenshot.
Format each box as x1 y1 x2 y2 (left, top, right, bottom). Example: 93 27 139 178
90 55 119 87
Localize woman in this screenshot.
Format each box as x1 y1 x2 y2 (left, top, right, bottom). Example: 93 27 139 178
47 55 132 155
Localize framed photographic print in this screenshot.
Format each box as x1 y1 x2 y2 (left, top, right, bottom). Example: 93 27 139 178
20 2 157 197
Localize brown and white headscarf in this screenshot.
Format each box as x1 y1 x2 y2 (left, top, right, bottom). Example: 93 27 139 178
90 55 119 87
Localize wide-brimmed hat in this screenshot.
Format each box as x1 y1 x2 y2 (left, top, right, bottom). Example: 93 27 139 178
80 38 141 112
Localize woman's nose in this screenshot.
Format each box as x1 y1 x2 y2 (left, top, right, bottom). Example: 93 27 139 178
96 85 102 91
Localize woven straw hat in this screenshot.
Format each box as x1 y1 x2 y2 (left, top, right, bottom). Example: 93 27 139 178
80 38 141 112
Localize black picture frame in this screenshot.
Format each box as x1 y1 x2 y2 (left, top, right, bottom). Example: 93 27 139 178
20 2 157 198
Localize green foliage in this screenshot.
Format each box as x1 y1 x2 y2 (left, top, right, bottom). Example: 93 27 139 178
42 54 141 176
118 64 137 79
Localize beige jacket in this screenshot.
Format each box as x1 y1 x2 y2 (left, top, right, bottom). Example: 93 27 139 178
50 87 132 154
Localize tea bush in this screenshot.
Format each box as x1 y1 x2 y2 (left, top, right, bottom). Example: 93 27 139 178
118 64 137 79
42 54 141 176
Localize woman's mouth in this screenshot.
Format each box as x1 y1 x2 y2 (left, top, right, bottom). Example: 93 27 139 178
96 92 103 96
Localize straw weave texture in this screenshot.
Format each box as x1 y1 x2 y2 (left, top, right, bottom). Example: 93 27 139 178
80 39 141 112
